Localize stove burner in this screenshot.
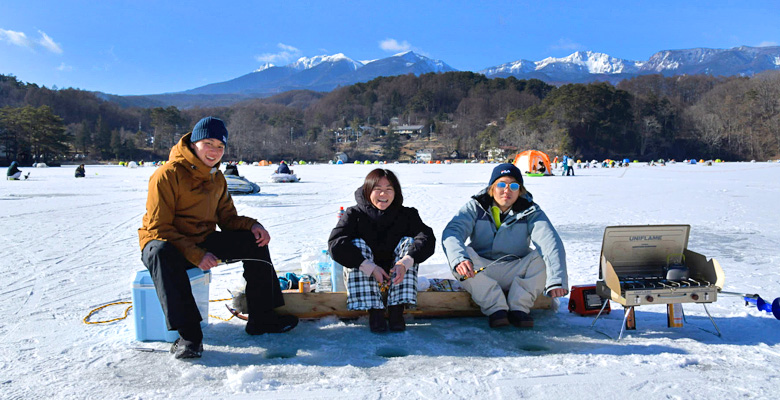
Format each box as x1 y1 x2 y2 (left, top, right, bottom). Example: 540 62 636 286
619 277 713 291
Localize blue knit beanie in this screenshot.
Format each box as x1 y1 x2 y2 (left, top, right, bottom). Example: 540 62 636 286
488 163 523 187
191 117 228 145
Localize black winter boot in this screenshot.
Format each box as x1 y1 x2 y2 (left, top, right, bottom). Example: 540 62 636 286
368 308 388 333
388 305 406 332
170 337 203 359
488 310 510 328
508 310 534 328
246 311 299 335
170 323 203 359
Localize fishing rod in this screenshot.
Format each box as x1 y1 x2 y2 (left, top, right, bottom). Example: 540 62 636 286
458 254 522 282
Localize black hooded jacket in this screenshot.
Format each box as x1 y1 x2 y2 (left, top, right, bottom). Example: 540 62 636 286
328 187 435 271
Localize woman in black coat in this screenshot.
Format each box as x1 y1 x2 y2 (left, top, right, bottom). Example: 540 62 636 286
328 168 435 332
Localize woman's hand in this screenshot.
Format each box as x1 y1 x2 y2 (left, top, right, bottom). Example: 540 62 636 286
360 260 390 283
198 252 220 271
548 288 567 298
251 223 270 247
391 255 414 284
455 260 475 279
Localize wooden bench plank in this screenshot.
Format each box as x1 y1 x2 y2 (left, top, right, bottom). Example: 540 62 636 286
277 291 553 319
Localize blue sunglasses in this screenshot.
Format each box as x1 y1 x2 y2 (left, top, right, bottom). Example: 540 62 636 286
496 182 521 191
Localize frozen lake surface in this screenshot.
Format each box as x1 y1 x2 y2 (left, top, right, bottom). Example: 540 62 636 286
2 161 780 399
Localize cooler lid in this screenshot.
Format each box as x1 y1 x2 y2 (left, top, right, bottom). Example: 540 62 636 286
132 268 210 288
600 225 690 269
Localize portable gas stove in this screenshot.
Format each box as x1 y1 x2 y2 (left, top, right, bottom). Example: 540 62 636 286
592 225 725 339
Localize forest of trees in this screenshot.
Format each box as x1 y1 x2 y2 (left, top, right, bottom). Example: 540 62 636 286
2 70 779 165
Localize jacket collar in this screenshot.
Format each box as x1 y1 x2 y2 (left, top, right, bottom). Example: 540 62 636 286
472 187 536 221
169 132 218 180
353 186 400 223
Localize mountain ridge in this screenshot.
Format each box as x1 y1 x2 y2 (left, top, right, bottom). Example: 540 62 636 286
133 45 780 108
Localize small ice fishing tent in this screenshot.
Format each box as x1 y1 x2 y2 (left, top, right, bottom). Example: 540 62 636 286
513 150 553 176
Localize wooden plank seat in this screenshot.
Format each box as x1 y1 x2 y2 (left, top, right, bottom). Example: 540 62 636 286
277 291 553 319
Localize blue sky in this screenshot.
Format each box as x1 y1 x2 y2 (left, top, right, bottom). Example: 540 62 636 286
1 0 778 96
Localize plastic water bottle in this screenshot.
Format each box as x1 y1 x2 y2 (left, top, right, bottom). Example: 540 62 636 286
317 250 333 292
331 208 347 292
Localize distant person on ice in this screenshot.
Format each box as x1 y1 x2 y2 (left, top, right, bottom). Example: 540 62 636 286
537 160 546 174
6 161 23 180
328 168 435 333
138 116 297 360
224 163 239 176
75 164 86 178
276 160 291 174
442 163 568 329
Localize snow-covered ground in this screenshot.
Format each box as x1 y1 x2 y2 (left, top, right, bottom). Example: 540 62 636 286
2 161 780 399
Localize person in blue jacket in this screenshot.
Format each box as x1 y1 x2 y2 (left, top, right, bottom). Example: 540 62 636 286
442 163 568 328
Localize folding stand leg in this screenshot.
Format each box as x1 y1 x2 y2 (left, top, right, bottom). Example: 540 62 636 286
702 303 722 337
590 299 610 328
617 307 633 341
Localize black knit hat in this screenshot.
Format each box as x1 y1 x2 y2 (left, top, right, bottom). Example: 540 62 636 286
488 163 523 187
191 117 228 145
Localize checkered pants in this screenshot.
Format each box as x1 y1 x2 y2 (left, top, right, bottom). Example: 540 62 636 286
346 237 418 310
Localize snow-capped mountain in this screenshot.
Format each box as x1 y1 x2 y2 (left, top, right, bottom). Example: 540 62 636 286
350 51 456 82
481 46 780 83
288 53 364 71
535 51 643 75
253 63 275 72
481 51 644 83
184 51 453 95
639 46 780 76
480 59 536 76
153 45 780 106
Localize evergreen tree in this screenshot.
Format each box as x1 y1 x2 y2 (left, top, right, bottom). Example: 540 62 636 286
382 131 401 160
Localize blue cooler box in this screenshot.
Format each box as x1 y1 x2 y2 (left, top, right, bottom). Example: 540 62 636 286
132 268 211 342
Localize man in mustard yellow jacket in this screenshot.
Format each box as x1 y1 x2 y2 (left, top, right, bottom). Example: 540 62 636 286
139 117 297 360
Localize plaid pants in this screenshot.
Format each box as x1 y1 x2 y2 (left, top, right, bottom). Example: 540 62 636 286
346 237 418 310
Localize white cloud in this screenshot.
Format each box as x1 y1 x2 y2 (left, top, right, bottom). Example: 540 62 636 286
0 28 32 48
758 41 779 47
550 38 584 52
255 43 301 64
57 62 72 71
1 28 63 54
38 30 63 54
379 38 411 53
